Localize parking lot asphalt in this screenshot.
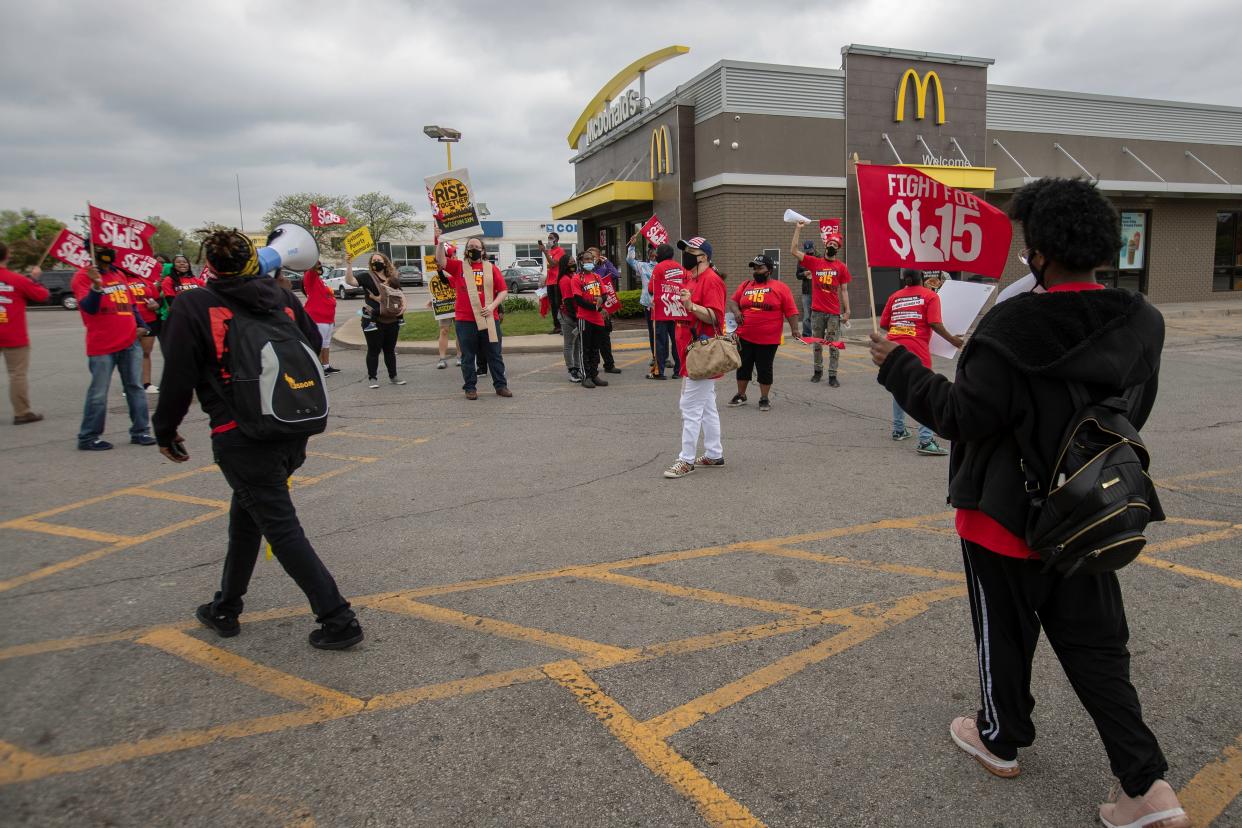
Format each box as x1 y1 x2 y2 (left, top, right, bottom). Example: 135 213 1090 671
0 301 1239 827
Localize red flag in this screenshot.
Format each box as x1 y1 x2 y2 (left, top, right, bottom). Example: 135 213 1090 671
310 203 347 227
47 228 93 269
856 164 1011 278
819 218 842 244
88 205 156 257
115 251 162 280
600 275 620 313
640 215 669 246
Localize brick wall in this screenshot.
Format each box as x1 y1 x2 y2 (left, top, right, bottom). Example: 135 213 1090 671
693 189 846 294
1122 199 1225 304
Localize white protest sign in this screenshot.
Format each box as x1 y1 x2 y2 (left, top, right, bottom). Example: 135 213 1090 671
931 279 995 360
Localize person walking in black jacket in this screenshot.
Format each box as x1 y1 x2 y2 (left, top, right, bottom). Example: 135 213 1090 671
152 229 363 651
869 178 1187 828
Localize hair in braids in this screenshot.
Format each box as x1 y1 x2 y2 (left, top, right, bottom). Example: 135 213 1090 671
202 228 259 277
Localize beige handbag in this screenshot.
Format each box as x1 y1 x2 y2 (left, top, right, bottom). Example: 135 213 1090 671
685 327 741 379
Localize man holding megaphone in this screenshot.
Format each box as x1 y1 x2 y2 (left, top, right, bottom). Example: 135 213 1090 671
153 226 365 651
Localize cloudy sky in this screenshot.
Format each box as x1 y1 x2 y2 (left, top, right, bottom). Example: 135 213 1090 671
2 0 1238 235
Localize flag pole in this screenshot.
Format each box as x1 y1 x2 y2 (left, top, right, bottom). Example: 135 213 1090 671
851 154 880 334
32 234 58 270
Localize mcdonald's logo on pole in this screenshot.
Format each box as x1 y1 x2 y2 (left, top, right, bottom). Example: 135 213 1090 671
895 68 946 124
649 125 673 179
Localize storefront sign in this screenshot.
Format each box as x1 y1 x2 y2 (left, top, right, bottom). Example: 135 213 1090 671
1119 212 1146 270
541 223 577 235
585 89 642 146
895 68 946 124
650 125 673 177
921 155 969 167
856 163 1011 278
425 168 483 241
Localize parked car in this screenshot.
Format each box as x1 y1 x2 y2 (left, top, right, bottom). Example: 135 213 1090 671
512 257 543 271
279 268 304 292
502 265 543 294
30 270 78 310
397 265 424 287
322 268 365 299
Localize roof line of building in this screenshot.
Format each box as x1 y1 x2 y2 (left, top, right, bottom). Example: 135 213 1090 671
841 43 995 68
987 83 1242 114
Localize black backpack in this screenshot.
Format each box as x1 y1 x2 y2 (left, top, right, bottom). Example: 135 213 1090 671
208 293 329 440
1022 382 1163 577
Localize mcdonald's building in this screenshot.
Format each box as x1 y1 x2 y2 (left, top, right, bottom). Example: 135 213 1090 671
551 44 1242 312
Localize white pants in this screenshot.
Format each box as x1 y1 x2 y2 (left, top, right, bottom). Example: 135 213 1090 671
678 377 722 463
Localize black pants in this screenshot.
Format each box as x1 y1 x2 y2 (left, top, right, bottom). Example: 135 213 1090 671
364 321 400 380
580 321 605 379
548 284 561 332
737 339 779 385
600 316 615 370
211 431 354 630
654 320 680 376
961 540 1167 797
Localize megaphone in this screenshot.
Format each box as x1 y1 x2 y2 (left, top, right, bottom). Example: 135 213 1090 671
783 209 812 224
257 223 319 276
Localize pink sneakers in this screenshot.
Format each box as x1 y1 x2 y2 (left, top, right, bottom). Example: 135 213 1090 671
1099 780 1190 828
949 716 1020 778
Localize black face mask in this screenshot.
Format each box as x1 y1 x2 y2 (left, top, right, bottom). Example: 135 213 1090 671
466 249 482 261
371 261 384 272
825 246 838 258
752 271 769 282
1026 250 1047 288
681 252 700 270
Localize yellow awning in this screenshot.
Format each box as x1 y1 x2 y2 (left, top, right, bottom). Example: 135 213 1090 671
896 164 996 190
551 180 654 220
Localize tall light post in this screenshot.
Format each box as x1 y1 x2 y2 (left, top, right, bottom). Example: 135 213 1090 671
423 125 461 169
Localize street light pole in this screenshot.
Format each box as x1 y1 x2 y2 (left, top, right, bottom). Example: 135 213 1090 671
423 125 462 171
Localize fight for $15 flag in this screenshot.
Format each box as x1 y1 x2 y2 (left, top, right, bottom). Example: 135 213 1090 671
54 224 160 278
310 203 348 227
88 205 156 257
856 164 1012 278
640 215 669 246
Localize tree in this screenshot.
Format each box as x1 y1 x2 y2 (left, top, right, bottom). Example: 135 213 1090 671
145 216 189 259
348 192 423 244
0 209 66 270
262 193 352 246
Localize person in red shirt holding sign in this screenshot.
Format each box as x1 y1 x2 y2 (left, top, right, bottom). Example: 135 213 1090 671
879 269 963 455
435 237 511 400
72 246 155 451
300 261 340 374
726 255 801 412
569 251 609 389
646 243 684 379
791 221 851 386
125 268 162 394
0 242 50 424
663 237 726 479
555 255 583 382
539 231 565 336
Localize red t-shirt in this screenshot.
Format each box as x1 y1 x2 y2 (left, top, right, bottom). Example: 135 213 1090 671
443 258 507 323
557 273 576 315
73 268 138 356
126 274 160 324
732 279 798 345
880 286 942 368
957 281 1107 560
0 268 50 348
649 260 689 322
803 255 852 315
675 268 727 378
544 246 565 286
162 274 206 297
301 268 337 324
573 272 605 326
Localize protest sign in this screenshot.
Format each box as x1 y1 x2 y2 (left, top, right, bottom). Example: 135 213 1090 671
310 203 347 227
116 251 162 280
930 279 995 360
601 275 620 314
88 205 156 257
640 215 669 246
343 226 374 260
819 218 842 244
428 271 457 320
46 228 93 269
425 168 482 241
856 164 1011 278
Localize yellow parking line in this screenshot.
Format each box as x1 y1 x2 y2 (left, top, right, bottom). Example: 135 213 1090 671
137 629 364 713
122 488 230 509
574 568 821 620
1157 466 1242 485
1164 517 1235 528
318 431 407 443
643 585 966 740
1179 732 1242 828
372 595 634 663
304 451 380 463
751 545 965 583
1136 556 1242 590
2 520 130 544
1144 526 1242 555
544 660 765 828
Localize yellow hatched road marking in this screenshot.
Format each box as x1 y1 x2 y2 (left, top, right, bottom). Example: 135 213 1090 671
1136 556 1242 590
750 544 965 583
136 629 363 713
1144 526 1242 555
304 451 380 463
1156 466 1242 485
2 521 130 544
573 568 823 620
1179 732 1242 828
544 660 765 828
121 488 230 509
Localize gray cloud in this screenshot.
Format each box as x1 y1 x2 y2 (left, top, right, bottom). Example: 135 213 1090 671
1 0 1237 233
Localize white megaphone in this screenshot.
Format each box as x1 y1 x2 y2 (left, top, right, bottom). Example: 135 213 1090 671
783 209 812 224
257 223 319 276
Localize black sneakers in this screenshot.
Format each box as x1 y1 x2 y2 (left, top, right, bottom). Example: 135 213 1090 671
196 603 240 638
828 376 841 388
309 620 364 650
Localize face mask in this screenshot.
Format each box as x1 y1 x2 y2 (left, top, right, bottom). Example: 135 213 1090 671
681 252 700 270
547 238 555 245
752 271 769 282
825 246 838 258
582 263 595 272
97 253 114 266
371 261 384 271
1024 250 1047 288
466 248 482 261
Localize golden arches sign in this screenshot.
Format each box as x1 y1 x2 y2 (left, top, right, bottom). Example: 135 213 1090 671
650 125 673 179
895 68 946 124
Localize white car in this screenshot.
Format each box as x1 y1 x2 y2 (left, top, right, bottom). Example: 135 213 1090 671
512 257 544 271
322 268 365 299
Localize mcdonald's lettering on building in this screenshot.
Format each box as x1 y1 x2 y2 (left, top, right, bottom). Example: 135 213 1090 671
552 43 1242 308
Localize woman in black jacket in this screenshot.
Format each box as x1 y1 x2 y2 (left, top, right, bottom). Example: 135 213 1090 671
869 178 1187 828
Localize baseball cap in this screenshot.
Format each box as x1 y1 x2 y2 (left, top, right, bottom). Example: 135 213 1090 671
800 240 816 252
677 236 713 260
824 233 843 248
748 255 775 270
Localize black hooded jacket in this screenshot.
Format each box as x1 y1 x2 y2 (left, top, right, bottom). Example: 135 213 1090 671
152 276 321 447
877 287 1164 541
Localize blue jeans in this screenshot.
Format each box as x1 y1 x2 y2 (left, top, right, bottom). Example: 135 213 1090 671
455 320 507 392
654 320 680 376
892 397 933 443
800 293 812 337
79 340 149 446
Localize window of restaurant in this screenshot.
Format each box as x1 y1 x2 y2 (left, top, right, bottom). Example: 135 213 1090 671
1096 210 1150 293
388 244 426 269
514 243 543 260
1215 210 1242 292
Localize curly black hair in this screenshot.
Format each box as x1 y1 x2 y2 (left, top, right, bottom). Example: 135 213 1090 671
201 229 256 276
1007 178 1119 273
